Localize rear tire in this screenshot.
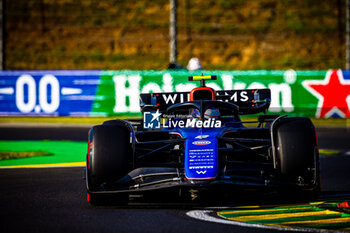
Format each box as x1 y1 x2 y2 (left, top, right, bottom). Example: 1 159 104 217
86 122 133 205
275 117 320 198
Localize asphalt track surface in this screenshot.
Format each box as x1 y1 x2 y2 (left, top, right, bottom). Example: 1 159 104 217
0 125 350 233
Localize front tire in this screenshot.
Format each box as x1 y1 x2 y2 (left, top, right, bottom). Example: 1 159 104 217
86 122 133 205
275 117 320 198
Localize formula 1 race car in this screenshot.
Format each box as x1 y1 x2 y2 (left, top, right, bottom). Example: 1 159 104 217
85 75 320 205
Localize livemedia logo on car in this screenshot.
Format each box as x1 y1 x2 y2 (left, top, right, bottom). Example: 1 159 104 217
143 111 222 129
143 110 161 129
163 118 222 128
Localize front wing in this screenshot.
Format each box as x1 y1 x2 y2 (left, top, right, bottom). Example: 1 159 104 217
87 166 317 195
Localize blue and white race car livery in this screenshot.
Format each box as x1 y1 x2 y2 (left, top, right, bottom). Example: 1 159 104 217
85 75 320 205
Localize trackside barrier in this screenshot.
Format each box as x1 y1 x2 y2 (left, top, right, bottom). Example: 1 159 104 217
0 70 349 118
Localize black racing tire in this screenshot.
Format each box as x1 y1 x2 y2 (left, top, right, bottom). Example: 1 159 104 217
87 122 133 205
103 119 142 131
275 117 320 197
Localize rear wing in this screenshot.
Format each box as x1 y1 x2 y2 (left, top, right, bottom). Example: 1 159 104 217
140 89 271 115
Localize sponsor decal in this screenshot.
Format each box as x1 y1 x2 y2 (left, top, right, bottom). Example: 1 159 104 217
143 113 222 129
189 165 214 169
162 93 189 104
111 72 295 115
195 135 210 139
186 141 217 179
159 91 250 104
4 69 350 118
302 70 350 118
192 140 211 146
0 71 100 116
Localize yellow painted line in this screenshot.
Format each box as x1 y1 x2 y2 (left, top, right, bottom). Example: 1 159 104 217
219 207 313 215
220 202 323 212
228 210 340 222
268 217 350 227
0 161 85 168
319 149 340 156
308 202 325 206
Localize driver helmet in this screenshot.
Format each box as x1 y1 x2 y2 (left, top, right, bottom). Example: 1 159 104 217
204 108 220 120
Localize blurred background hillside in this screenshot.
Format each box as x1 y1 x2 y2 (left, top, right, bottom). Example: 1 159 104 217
4 0 346 70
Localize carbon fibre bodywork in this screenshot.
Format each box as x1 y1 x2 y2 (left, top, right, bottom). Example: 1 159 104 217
87 114 318 195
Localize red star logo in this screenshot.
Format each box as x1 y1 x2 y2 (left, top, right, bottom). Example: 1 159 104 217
302 70 350 118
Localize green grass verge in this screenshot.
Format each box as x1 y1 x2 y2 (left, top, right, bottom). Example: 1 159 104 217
0 151 54 160
0 116 122 125
0 140 343 168
0 140 86 166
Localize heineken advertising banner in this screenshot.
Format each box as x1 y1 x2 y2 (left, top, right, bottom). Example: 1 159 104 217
0 70 349 118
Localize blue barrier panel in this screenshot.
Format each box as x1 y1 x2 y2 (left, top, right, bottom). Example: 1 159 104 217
0 70 101 116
